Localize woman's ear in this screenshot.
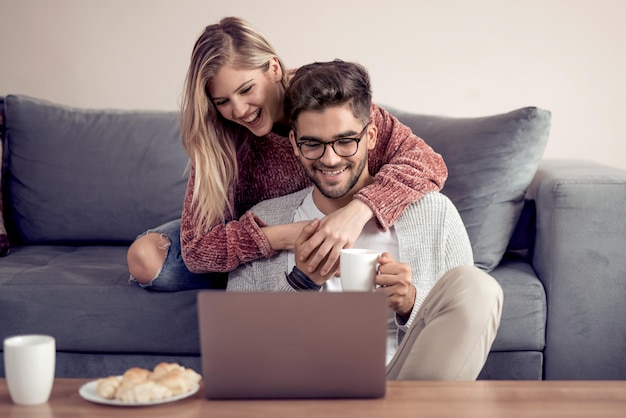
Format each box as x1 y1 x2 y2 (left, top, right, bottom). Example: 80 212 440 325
268 56 283 82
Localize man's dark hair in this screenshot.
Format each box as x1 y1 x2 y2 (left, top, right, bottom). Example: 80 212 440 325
285 59 372 127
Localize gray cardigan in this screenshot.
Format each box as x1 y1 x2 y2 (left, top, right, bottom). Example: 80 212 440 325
227 188 473 338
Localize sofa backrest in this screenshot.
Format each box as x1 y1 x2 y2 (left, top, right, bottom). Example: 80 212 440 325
1 95 551 272
1 95 189 244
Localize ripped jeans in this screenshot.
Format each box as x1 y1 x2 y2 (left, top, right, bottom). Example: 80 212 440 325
129 219 227 292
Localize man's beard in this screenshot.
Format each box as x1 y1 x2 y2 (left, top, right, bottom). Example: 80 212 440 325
309 157 367 200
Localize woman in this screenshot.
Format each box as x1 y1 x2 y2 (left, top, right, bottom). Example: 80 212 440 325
127 17 447 291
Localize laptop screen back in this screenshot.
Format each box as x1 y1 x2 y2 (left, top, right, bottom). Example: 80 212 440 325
197 291 388 399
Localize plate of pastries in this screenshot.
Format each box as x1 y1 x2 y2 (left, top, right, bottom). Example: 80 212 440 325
79 362 202 406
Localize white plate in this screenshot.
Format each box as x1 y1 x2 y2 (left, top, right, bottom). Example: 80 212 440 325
79 377 200 407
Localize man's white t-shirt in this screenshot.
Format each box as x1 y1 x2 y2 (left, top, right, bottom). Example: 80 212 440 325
288 192 401 364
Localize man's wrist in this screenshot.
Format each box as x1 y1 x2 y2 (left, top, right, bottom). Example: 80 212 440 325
285 266 322 291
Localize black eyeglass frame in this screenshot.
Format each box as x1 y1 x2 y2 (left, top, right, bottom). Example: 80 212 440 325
294 123 370 161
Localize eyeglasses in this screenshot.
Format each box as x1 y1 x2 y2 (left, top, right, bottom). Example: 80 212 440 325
295 123 370 160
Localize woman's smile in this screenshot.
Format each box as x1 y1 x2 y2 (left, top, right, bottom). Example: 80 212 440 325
241 108 262 125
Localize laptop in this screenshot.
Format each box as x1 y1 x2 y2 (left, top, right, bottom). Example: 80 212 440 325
197 291 388 399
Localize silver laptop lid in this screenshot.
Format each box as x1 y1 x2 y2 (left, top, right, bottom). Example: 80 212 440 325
197 291 387 399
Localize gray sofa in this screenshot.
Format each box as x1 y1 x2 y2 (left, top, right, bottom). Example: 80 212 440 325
1 94 625 380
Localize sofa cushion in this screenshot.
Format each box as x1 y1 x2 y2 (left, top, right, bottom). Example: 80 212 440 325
489 258 546 351
0 245 206 354
3 95 189 244
388 106 551 271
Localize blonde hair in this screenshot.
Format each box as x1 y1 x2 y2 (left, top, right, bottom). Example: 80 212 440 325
180 17 288 233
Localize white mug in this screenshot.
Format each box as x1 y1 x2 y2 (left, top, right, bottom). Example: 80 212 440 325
340 249 380 292
3 335 56 405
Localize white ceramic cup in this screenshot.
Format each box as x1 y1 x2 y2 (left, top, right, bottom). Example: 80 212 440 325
3 335 56 405
340 249 380 292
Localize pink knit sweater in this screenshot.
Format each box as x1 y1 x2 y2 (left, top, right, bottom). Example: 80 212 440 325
181 104 448 273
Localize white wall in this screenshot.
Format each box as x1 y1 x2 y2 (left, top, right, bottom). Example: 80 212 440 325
1 0 625 169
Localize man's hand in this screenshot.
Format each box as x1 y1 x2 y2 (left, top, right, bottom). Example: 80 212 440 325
297 199 373 276
294 219 335 285
375 252 416 319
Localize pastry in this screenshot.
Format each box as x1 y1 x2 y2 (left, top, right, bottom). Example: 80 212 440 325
154 369 195 396
121 367 151 384
96 376 120 399
182 368 202 385
115 380 173 403
151 362 185 381
96 362 201 402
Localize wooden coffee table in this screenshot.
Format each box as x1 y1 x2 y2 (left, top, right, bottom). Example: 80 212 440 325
2 378 626 417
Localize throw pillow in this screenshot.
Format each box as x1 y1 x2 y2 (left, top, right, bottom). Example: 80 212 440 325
387 106 551 272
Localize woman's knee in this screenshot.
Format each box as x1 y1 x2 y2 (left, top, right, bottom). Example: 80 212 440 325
127 233 170 284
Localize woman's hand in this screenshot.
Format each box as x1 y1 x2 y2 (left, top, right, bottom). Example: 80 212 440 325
375 252 416 319
297 199 374 276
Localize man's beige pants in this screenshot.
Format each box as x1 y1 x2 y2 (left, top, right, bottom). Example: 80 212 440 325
386 265 503 380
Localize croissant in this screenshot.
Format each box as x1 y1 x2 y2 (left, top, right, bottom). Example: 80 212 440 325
122 367 151 384
151 362 185 381
115 380 172 403
154 369 195 396
96 362 200 402
96 376 120 399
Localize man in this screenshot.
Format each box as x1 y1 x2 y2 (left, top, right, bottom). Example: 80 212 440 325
227 59 503 380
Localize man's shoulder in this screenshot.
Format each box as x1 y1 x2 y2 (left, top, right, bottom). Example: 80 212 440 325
250 188 312 221
396 191 469 249
397 191 461 226
407 191 455 211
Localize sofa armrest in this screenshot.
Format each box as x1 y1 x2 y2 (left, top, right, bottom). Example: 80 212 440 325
529 159 626 379
0 97 8 255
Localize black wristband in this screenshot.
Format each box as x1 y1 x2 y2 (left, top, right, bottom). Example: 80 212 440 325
285 266 322 291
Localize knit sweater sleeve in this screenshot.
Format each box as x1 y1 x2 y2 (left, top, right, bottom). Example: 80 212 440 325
180 165 278 274
226 251 297 293
226 190 310 291
356 104 448 230
394 192 474 338
226 252 296 293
